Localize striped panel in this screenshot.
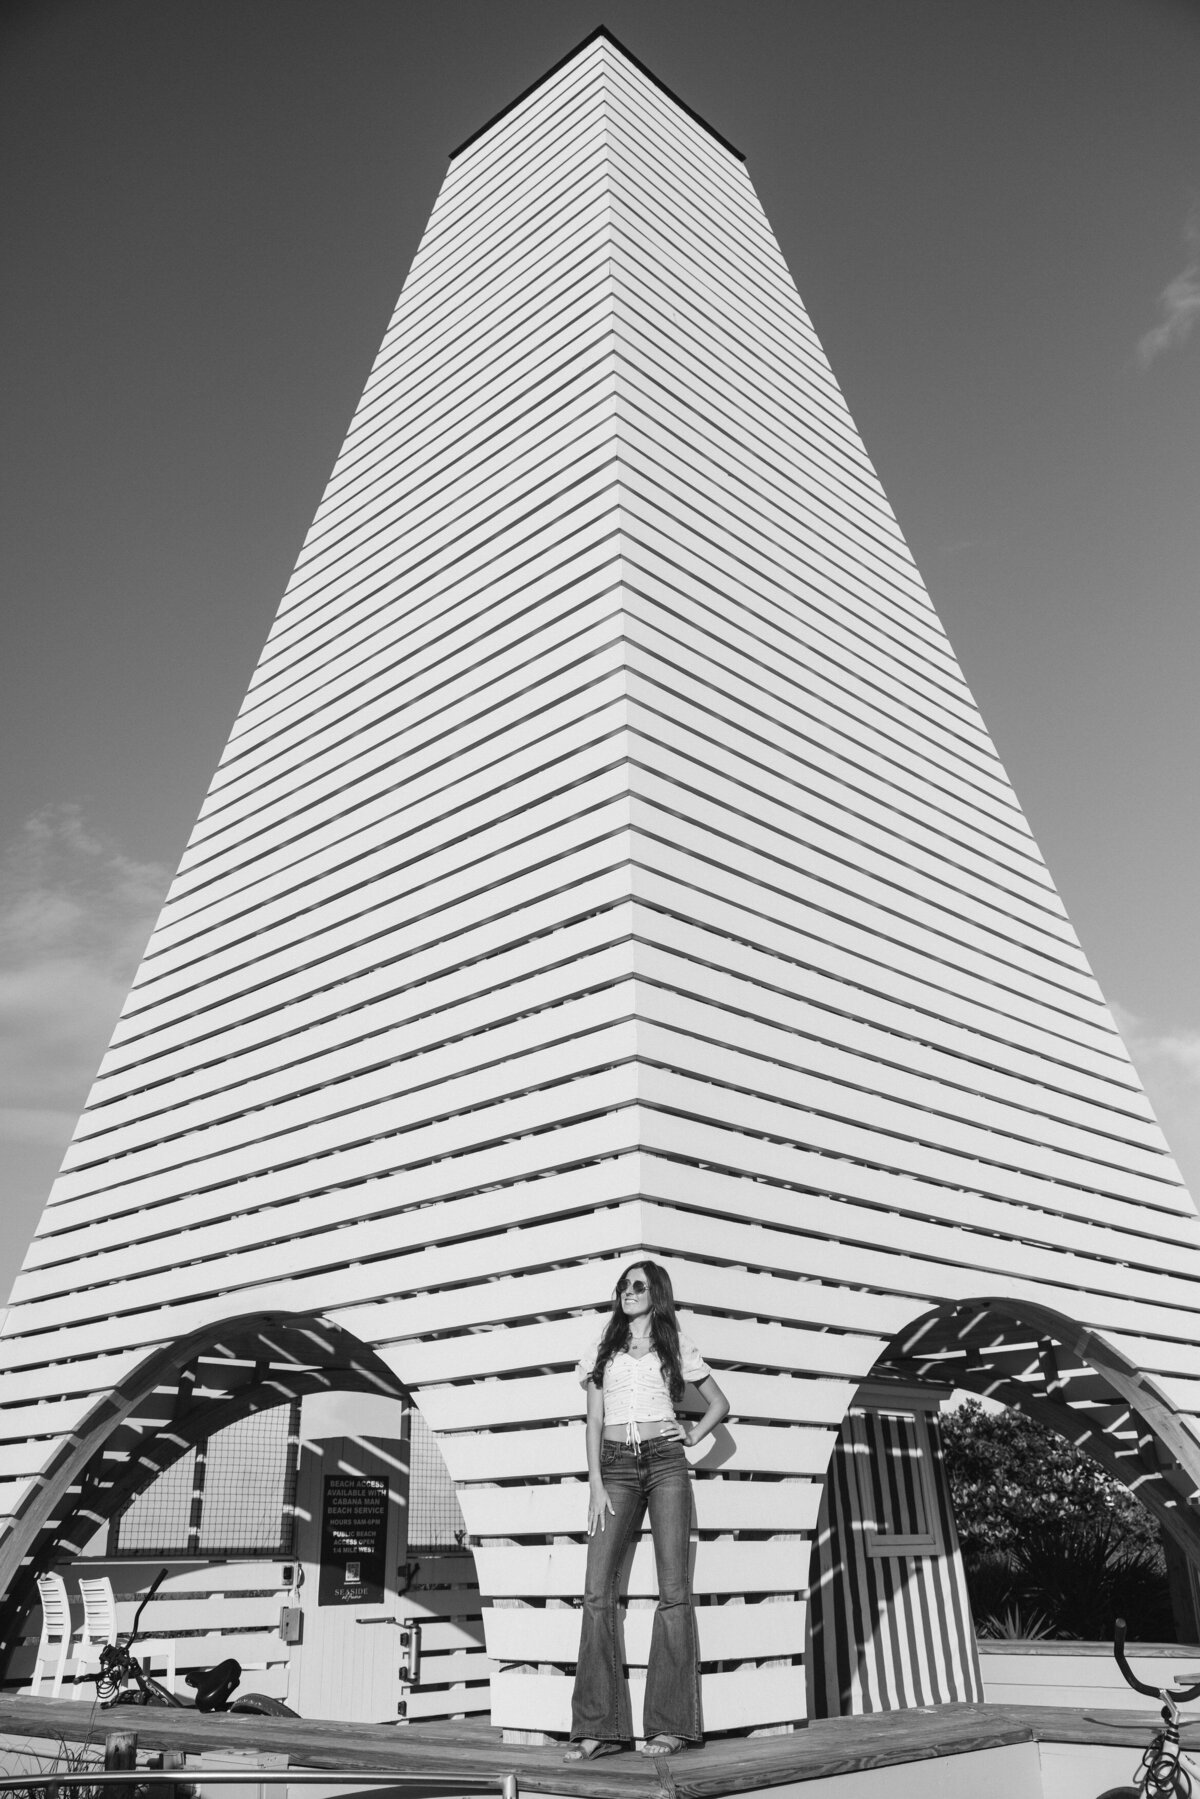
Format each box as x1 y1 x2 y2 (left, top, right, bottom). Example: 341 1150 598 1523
807 1407 981 1717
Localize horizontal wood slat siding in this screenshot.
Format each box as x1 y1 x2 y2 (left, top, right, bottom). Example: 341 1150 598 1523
483 1598 806 1666
492 1664 803 1734
3 32 1198 1747
398 1552 493 1722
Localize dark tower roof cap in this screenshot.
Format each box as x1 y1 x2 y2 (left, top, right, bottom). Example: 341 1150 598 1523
450 25 745 163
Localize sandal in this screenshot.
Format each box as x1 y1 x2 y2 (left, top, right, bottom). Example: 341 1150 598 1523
639 1736 688 1756
563 1740 626 1762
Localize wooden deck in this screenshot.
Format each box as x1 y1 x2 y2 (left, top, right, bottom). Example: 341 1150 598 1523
3 1696 1198 1796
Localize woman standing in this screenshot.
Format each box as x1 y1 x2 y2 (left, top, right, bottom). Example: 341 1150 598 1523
564 1260 729 1760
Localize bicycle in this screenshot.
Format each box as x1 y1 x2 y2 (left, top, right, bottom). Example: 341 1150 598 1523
94 1570 298 1717
1095 1617 1200 1797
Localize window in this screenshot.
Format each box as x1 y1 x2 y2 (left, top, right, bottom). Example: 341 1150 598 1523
405 1405 467 1551
843 1392 946 1558
114 1402 300 1557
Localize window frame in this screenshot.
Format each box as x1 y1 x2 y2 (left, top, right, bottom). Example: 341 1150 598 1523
850 1381 950 1560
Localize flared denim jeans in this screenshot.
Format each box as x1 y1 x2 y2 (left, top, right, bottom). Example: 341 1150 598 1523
569 1437 702 1744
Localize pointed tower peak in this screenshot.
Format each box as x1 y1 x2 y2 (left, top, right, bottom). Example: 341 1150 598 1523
450 25 744 165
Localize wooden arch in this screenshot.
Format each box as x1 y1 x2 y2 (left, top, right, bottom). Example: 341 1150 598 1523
872 1296 1200 1567
803 1298 1200 1717
0 1310 407 1661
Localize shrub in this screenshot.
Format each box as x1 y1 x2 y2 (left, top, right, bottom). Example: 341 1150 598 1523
942 1399 1172 1640
942 1399 1161 1557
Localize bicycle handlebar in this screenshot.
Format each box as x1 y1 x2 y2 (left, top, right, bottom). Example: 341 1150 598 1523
128 1567 169 1643
1113 1616 1200 1705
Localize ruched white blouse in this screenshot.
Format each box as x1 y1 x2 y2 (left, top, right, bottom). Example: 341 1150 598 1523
576 1333 711 1444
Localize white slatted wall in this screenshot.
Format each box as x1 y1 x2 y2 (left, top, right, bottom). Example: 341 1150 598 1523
3 30 1199 1738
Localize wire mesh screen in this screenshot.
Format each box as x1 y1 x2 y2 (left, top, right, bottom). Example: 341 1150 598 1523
407 1406 467 1550
115 1403 299 1556
115 1449 199 1555
198 1404 298 1554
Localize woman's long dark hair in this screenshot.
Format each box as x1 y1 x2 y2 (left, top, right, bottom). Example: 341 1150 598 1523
589 1260 684 1403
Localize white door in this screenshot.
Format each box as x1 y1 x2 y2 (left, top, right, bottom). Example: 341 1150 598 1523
289 1395 410 1723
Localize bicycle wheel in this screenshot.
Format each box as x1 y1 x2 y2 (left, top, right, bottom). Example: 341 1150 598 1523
230 1693 299 1717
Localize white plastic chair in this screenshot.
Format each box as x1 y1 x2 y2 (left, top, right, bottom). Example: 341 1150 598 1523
80 1574 177 1696
30 1572 71 1695
129 1640 176 1691
131 1632 177 1695
71 1576 116 1697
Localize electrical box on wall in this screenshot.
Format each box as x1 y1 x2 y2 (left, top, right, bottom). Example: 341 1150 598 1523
278 1606 302 1645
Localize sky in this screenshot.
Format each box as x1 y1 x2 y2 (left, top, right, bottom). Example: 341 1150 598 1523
1 0 1198 1307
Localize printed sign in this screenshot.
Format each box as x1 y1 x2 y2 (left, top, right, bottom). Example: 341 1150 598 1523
317 1473 388 1606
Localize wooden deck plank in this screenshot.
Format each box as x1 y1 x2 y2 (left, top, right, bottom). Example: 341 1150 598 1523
2 1697 1193 1795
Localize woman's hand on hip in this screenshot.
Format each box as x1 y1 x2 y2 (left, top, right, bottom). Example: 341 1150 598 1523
588 1484 615 1535
660 1420 692 1446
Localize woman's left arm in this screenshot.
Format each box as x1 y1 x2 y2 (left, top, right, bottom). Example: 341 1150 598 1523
664 1374 729 1449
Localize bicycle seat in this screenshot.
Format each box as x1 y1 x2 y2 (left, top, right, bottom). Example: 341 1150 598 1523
185 1658 242 1710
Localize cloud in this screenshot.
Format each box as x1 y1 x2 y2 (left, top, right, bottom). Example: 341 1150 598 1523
1137 206 1200 368
1111 1002 1200 1206
0 806 169 1300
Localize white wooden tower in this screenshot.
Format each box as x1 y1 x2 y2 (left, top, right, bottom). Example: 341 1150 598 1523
4 29 1200 1735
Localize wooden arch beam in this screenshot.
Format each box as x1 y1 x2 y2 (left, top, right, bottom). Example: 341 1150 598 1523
0 1310 407 1658
875 1296 1200 1566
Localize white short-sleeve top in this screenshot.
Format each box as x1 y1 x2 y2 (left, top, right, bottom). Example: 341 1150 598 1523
575 1331 711 1429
